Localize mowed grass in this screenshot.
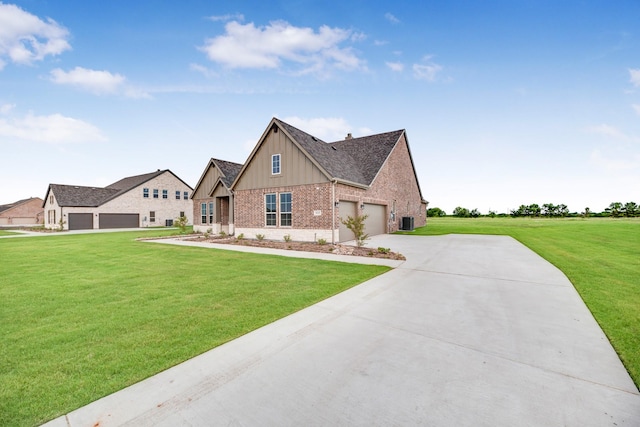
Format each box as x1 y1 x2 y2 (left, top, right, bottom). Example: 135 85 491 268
0 231 389 426
400 217 640 388
0 230 18 236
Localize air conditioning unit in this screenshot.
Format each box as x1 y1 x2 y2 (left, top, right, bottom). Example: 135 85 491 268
165 219 174 227
401 216 414 231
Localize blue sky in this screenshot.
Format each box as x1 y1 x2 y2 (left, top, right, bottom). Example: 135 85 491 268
1 1 639 214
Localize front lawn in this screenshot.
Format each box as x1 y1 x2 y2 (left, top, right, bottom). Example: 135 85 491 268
400 217 640 388
0 230 18 236
0 230 389 426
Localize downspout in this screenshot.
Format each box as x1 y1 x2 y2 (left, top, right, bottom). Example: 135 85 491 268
331 179 336 244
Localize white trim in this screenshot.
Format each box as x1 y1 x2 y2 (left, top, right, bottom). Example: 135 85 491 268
271 153 281 175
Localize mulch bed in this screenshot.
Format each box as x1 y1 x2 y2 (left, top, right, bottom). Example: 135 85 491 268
181 235 405 260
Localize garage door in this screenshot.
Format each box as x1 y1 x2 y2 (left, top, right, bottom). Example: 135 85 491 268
68 213 93 230
99 213 139 229
337 201 357 242
363 203 386 237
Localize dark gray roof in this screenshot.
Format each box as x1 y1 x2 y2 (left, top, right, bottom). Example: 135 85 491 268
49 184 120 207
211 158 243 188
275 118 403 186
47 169 193 207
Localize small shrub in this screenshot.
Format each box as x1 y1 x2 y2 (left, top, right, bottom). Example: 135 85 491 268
284 234 291 242
341 214 369 247
317 238 327 245
377 247 391 254
256 233 265 241
203 231 210 238
174 215 189 234
219 230 226 237
57 218 66 232
236 233 244 240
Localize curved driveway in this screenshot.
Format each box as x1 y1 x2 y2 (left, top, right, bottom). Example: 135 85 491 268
44 234 640 426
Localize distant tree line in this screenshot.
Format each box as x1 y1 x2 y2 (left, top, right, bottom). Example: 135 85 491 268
427 201 639 218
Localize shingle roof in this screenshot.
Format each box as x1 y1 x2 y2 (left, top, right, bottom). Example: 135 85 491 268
48 169 192 207
275 118 403 187
49 184 120 207
211 158 243 188
0 198 37 213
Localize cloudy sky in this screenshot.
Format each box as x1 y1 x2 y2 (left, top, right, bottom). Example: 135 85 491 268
1 1 639 213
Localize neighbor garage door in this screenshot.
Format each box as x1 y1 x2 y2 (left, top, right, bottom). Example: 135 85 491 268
68 213 93 230
338 200 357 242
99 213 139 229
363 203 386 237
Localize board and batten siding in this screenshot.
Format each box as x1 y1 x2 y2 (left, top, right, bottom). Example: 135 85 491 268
234 127 329 191
192 164 223 199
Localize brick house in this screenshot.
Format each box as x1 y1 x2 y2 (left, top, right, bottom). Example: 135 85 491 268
0 197 44 225
43 169 193 230
191 158 243 234
230 118 427 243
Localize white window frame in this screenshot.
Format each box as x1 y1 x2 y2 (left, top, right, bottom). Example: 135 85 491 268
280 192 292 227
265 193 277 226
201 203 207 224
271 154 281 175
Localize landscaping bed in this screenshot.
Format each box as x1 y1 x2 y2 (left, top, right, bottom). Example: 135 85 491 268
183 234 406 260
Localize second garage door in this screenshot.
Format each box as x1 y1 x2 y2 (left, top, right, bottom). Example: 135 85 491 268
99 213 139 229
363 203 386 237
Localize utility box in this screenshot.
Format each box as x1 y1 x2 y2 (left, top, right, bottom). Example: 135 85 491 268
401 216 414 231
165 219 174 227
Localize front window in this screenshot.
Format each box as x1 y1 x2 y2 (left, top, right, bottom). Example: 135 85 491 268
162 190 168 199
265 194 276 226
153 189 158 199
150 211 156 223
143 188 149 198
208 202 214 224
280 193 292 226
175 191 180 200
272 154 281 175
201 203 206 224
184 191 188 199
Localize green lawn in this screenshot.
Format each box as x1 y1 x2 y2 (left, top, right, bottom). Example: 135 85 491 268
0 230 389 427
0 230 18 236
400 217 640 388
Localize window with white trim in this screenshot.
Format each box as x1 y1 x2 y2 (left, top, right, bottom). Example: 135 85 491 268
153 189 158 199
271 154 281 175
280 193 292 226
143 188 149 198
184 191 188 200
201 203 206 224
175 191 180 199
162 190 168 199
265 194 277 226
208 202 214 224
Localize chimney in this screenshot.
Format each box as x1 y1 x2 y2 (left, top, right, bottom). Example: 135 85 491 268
345 133 352 140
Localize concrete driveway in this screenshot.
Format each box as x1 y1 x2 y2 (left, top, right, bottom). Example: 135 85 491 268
43 234 640 426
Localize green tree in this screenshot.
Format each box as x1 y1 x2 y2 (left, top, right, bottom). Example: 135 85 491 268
606 202 623 218
528 204 541 217
453 206 470 218
470 208 481 218
341 214 369 247
624 201 638 217
558 204 569 217
427 207 446 217
174 215 189 233
542 203 557 217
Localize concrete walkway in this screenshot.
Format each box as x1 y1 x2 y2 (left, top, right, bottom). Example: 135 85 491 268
43 234 640 426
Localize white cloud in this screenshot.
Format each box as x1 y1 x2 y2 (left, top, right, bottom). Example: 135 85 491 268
208 13 245 22
0 3 70 68
384 13 400 24
282 116 353 141
386 61 404 72
413 56 443 82
0 111 106 144
632 104 640 116
189 63 218 78
630 68 640 87
199 20 366 76
49 67 150 98
0 103 16 114
587 123 632 141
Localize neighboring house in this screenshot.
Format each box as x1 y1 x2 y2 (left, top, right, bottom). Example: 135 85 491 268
42 170 193 230
0 197 44 225
229 117 427 243
191 158 243 234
